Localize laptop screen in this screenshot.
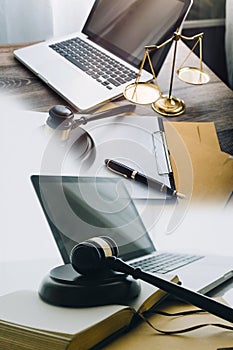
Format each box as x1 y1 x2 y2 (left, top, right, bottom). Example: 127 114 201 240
83 0 192 72
31 175 155 264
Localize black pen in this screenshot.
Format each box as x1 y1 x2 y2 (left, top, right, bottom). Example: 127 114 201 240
105 159 186 199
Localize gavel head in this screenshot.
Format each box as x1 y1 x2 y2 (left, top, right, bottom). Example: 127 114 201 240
70 236 119 275
46 105 74 140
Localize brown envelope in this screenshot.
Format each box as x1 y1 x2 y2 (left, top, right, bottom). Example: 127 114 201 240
103 299 233 350
163 121 233 206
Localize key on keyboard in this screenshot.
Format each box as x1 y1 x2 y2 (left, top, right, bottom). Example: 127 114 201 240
130 253 203 274
49 37 137 90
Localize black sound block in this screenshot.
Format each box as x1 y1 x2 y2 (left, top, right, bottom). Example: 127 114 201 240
39 264 141 307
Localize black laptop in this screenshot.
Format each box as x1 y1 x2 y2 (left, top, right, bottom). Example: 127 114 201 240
31 175 233 294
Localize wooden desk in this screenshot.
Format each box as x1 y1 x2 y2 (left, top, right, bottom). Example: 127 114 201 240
0 42 233 154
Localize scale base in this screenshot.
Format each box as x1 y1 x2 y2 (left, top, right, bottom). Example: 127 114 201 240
152 95 185 117
39 264 141 307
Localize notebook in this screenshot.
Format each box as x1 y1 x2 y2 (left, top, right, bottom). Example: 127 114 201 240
31 175 233 294
14 0 192 111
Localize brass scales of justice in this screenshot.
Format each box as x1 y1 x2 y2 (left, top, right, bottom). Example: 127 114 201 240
124 30 210 117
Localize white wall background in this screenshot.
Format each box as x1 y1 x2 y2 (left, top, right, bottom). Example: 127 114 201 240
0 0 94 43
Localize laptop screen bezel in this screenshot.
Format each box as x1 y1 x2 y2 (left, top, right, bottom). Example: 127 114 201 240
82 0 192 73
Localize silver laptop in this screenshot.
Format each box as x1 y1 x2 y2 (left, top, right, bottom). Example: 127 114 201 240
31 175 233 295
14 0 192 111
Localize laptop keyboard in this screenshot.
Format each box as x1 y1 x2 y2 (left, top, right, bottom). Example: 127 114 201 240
49 37 137 90
130 252 203 274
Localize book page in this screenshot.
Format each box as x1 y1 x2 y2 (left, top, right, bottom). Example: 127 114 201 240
0 290 127 335
130 275 178 313
0 276 177 335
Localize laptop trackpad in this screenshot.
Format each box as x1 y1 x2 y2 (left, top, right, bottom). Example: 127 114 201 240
176 256 233 294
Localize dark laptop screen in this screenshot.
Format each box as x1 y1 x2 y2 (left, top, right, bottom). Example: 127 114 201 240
31 176 155 264
83 0 192 72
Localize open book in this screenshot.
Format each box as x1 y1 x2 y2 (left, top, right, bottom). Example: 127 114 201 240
0 276 178 350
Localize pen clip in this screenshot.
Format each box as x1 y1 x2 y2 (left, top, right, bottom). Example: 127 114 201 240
106 161 128 178
152 131 172 175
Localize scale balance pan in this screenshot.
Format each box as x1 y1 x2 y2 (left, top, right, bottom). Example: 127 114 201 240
124 82 161 105
177 66 210 85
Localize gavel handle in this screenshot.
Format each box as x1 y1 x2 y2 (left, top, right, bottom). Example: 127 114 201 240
107 256 233 324
73 104 136 128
